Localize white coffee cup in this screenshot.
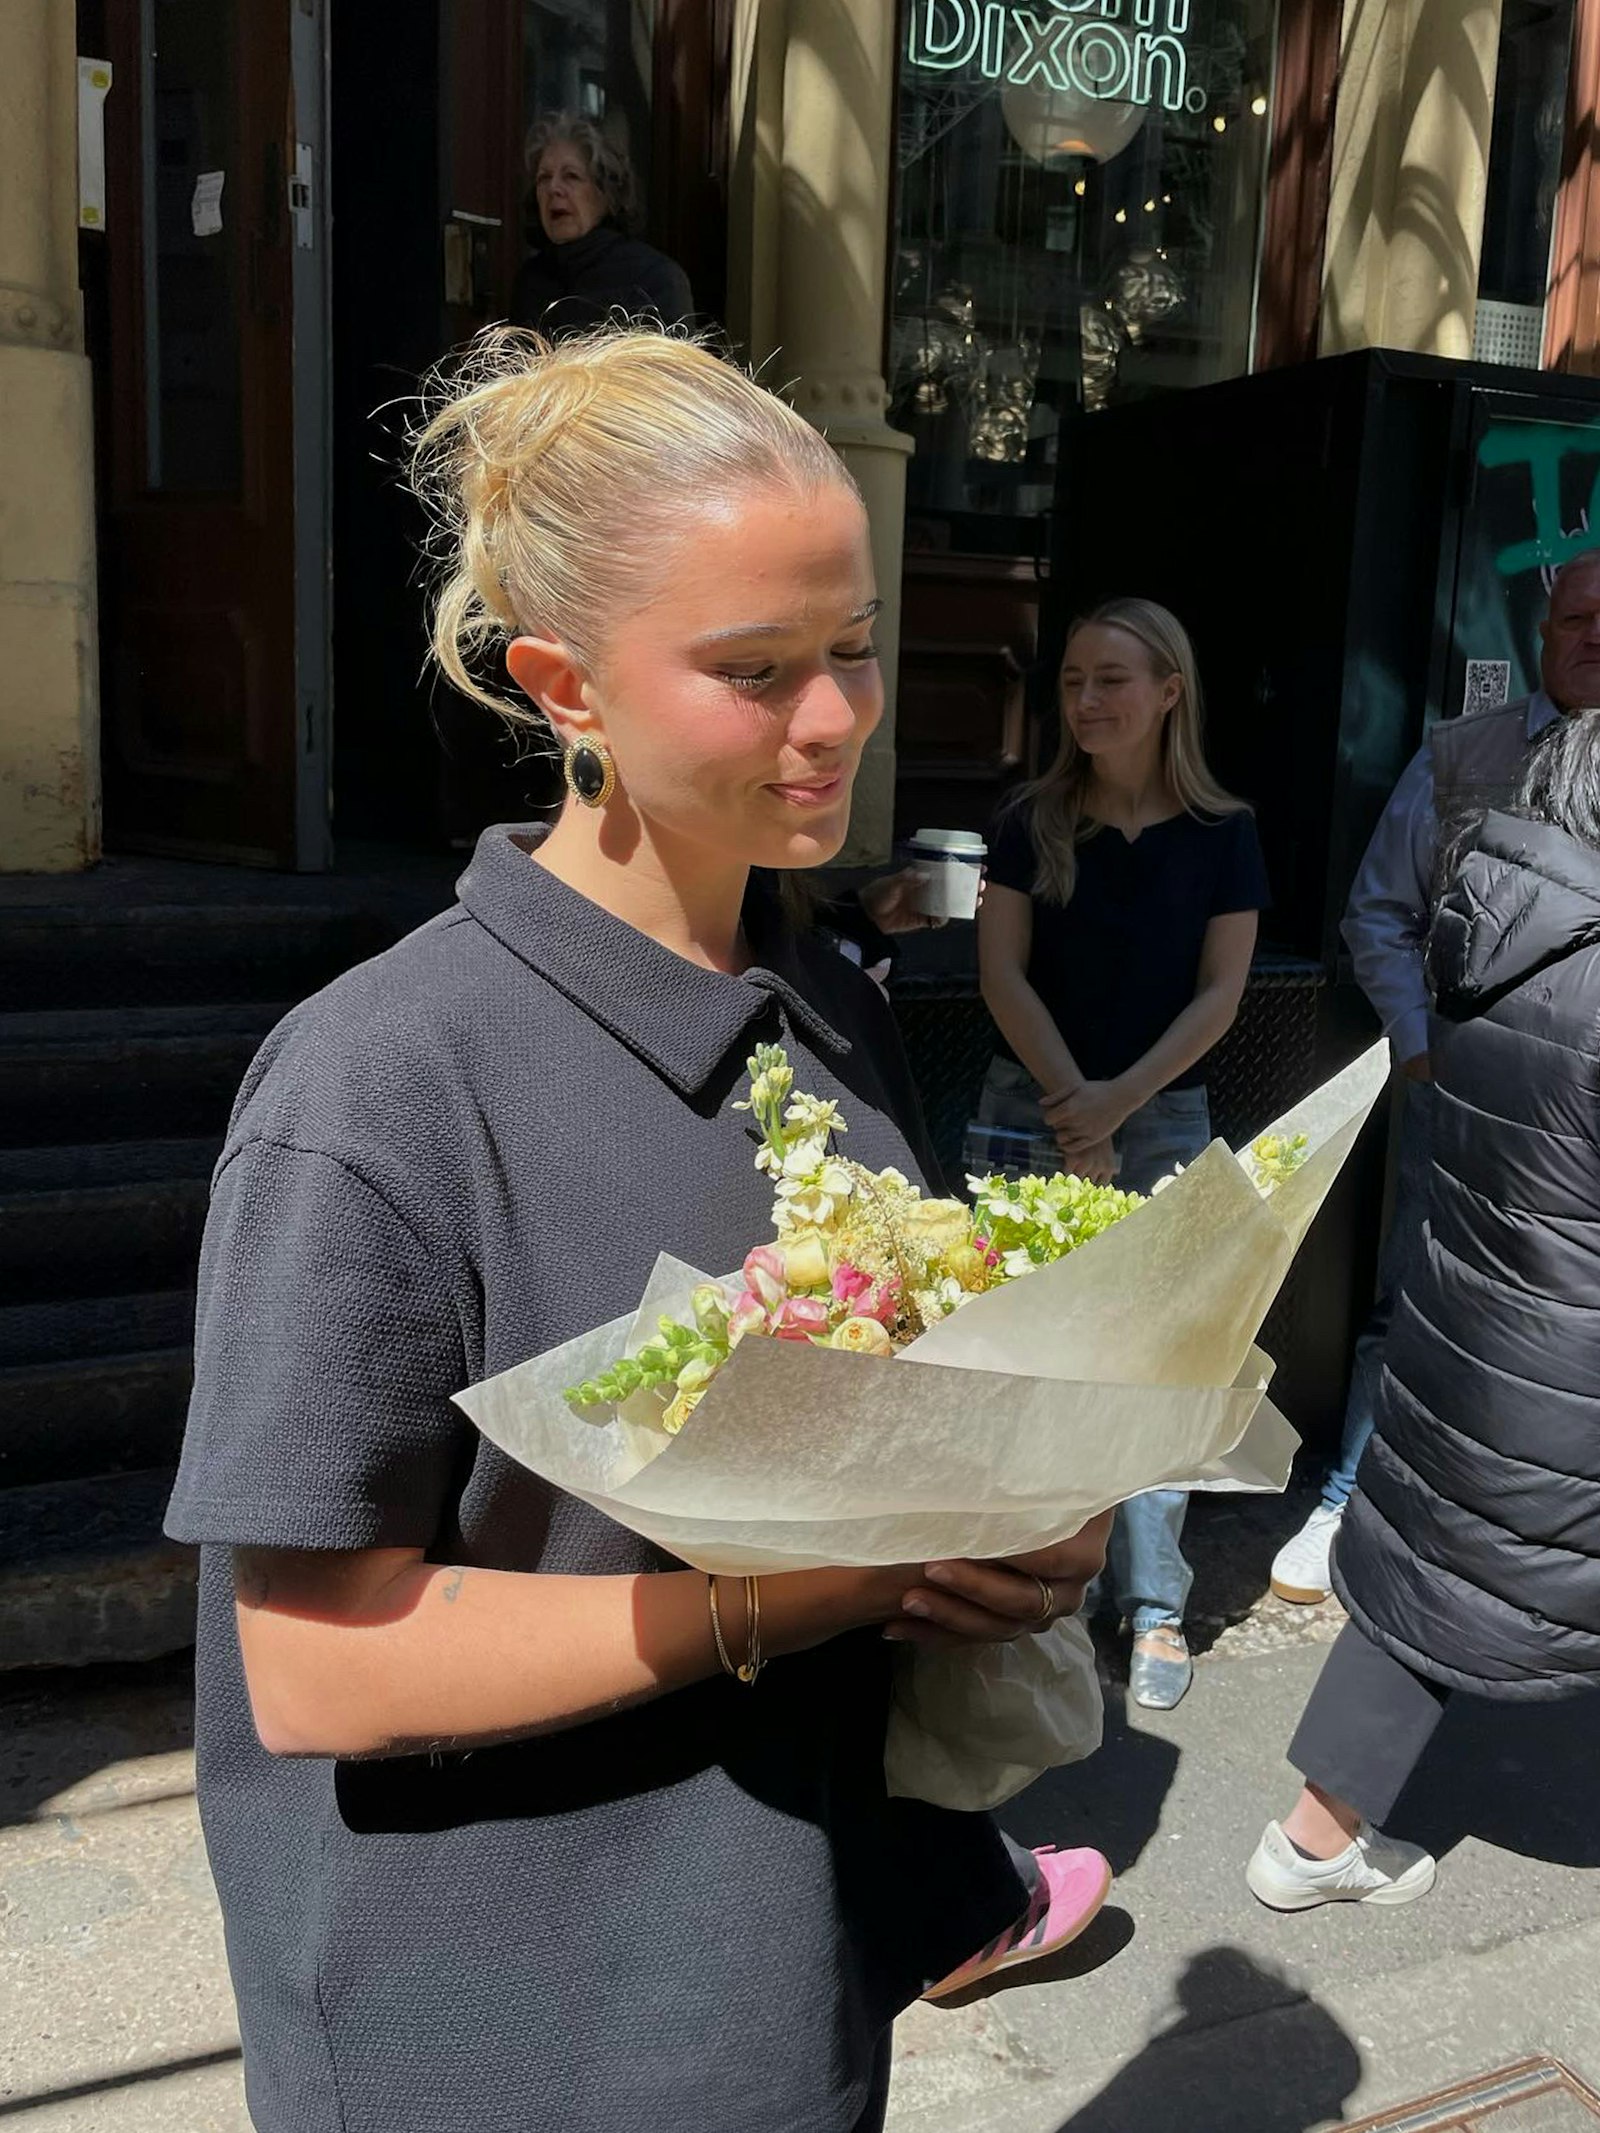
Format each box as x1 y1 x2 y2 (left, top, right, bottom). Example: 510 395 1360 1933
907 828 986 922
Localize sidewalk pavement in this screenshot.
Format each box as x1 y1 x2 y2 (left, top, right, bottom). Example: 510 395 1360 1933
2 1491 1596 2131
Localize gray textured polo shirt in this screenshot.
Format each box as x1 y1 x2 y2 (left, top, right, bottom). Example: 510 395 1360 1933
167 824 1024 2133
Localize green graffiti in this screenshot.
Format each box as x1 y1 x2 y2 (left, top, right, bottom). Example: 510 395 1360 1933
1478 419 1600 576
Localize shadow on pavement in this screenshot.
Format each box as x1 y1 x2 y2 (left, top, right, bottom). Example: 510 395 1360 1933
1392 1685 1600 1868
0 1651 195 1826
1180 1482 1336 1661
931 1906 1137 2011
1000 1674 1182 1878
1051 1946 1362 2133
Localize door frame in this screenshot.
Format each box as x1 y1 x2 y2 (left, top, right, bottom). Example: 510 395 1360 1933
291 0 333 869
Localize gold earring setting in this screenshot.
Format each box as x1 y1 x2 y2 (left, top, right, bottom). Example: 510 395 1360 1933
563 738 616 809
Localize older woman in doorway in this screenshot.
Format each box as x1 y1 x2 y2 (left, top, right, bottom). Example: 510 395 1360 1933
977 597 1269 1710
511 112 694 337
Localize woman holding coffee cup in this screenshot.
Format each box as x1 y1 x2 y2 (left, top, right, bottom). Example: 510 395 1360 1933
977 596 1269 1710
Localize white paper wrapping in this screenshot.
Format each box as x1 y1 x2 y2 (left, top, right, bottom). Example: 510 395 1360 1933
455 1041 1388 1809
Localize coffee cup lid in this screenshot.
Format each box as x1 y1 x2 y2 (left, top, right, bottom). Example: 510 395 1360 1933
910 828 987 855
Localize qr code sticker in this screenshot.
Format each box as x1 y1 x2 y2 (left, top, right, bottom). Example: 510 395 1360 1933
1463 660 1511 716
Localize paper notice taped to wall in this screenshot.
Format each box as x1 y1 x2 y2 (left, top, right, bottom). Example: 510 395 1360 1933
191 170 225 238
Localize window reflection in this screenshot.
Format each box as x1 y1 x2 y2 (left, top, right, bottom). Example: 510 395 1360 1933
892 0 1278 554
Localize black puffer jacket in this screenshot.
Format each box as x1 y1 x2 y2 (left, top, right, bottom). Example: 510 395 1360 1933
1335 811 1600 1700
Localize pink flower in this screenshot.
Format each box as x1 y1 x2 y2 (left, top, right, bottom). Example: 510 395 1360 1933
773 1297 831 1342
743 1245 788 1312
728 1291 770 1345
851 1280 900 1328
830 1262 872 1304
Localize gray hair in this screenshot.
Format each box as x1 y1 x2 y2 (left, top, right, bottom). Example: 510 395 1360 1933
525 112 638 232
1518 707 1600 848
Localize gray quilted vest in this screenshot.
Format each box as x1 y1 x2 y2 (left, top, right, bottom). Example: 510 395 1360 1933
1430 699 1537 898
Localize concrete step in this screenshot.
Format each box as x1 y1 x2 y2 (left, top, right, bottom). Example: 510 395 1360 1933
0 1470 195 1669
0 1137 220 1195
0 1158 212 1305
0 898 392 1009
0 1006 281 1148
0 1348 192 1490
0 1291 195 1371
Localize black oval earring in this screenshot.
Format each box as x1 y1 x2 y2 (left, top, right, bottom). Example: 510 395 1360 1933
562 738 616 809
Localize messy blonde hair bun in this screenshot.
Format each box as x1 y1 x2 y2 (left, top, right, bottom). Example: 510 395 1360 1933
410 324 857 728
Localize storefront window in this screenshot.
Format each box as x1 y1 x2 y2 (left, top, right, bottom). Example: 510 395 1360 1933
1474 0 1574 366
892 0 1280 554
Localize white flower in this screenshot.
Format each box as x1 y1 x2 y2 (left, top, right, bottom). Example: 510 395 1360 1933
785 1094 846 1140
911 1275 965 1325
779 1139 828 1181
775 1175 850 1230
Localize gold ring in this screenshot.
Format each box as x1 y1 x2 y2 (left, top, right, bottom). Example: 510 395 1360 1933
1032 1575 1055 1624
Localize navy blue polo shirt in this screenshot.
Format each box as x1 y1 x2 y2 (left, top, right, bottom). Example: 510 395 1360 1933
166 825 1024 2133
988 801 1270 1086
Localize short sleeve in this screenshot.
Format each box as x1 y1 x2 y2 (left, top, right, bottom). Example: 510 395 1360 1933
986 806 1038 896
165 1138 470 1551
1209 811 1272 917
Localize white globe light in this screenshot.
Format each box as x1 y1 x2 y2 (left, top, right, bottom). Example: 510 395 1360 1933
1000 78 1148 166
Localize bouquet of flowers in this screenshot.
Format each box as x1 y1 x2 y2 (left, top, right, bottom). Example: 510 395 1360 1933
564 1042 1309 1439
456 1041 1389 1810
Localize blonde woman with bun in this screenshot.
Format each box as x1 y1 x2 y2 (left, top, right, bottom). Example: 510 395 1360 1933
978 598 1270 1712
165 327 1113 2133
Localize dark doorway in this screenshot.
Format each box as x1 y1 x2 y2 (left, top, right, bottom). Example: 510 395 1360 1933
87 0 313 866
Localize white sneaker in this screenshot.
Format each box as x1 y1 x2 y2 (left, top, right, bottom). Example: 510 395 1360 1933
1246 1818 1436 1911
1270 1502 1343 1603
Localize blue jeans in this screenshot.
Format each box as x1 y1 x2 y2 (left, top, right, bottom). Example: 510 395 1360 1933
975 1065 1209 1632
1107 1086 1210 1631
1322 1079 1435 1510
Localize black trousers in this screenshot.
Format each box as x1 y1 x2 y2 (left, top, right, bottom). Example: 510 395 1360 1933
1288 1619 1452 1825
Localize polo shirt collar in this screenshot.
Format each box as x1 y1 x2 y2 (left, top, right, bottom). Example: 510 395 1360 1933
457 824 851 1096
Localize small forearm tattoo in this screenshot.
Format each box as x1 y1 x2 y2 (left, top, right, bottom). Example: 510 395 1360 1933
440 1567 468 1604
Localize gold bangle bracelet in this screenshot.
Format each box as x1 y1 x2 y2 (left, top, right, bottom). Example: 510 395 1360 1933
708 1575 738 1679
738 1574 764 1685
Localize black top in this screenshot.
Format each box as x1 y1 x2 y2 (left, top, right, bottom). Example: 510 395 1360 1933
986 801 1271 1087
166 825 1023 2133
1336 813 1600 1700
511 222 694 338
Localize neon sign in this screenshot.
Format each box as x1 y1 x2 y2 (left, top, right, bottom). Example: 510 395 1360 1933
906 1 1207 117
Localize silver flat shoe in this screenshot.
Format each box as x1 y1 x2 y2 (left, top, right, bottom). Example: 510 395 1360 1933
1130 1627 1192 1710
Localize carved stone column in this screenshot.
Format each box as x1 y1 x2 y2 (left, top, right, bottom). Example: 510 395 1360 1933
0 0 101 870
1321 0 1504 359
731 0 911 865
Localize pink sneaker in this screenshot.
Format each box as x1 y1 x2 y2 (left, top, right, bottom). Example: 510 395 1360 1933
922 1845 1113 2002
